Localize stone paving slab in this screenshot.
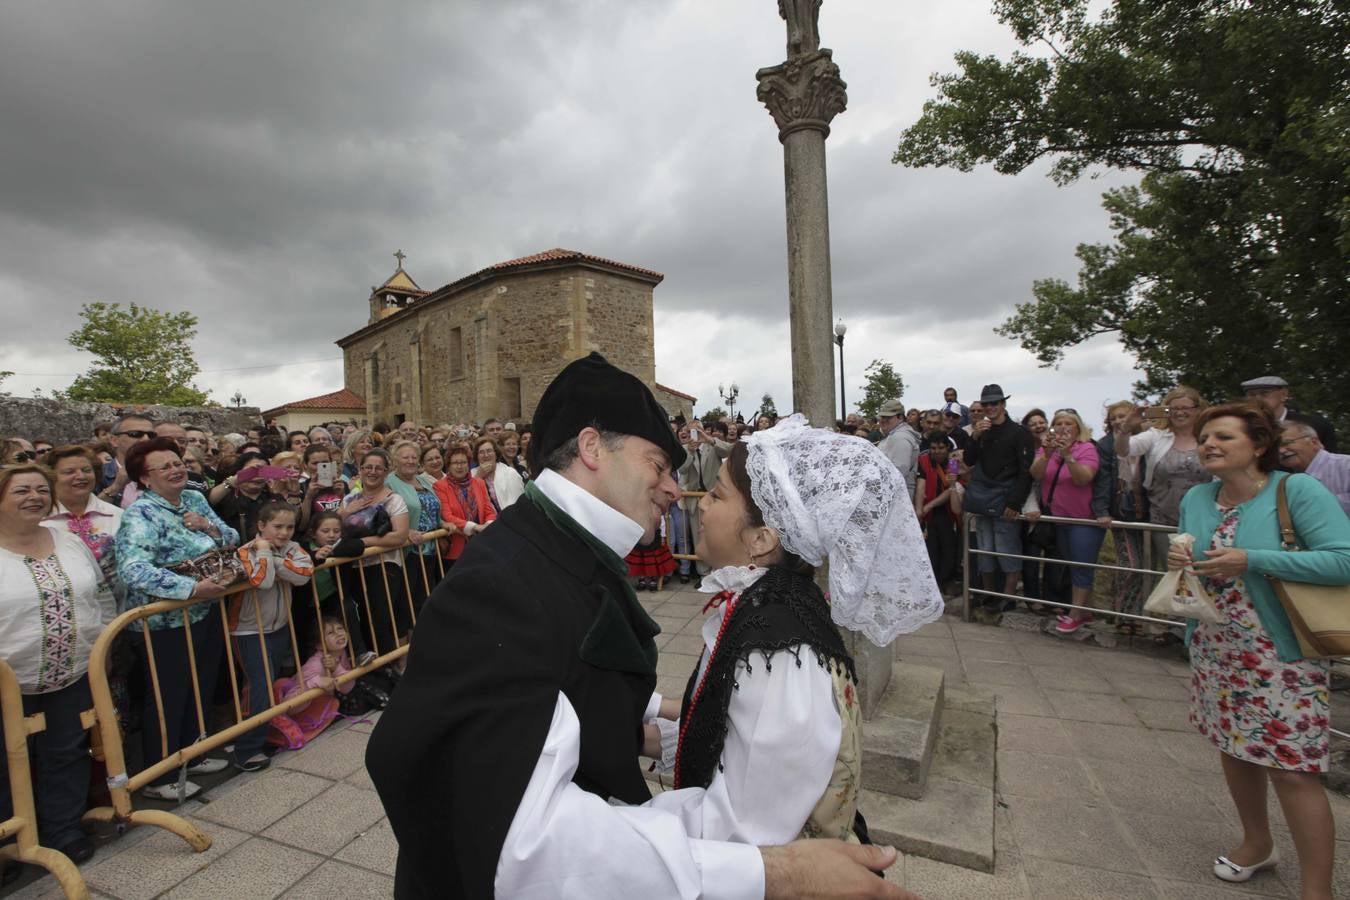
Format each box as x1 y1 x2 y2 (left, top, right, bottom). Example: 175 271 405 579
14 601 1350 898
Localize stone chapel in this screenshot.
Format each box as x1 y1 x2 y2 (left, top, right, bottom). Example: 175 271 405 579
336 249 693 426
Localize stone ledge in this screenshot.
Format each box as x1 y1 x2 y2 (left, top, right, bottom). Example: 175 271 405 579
862 662 945 799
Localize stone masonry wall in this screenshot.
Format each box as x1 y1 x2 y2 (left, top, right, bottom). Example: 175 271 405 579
340 262 659 428
0 397 264 444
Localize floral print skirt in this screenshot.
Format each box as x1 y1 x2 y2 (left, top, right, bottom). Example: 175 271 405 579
1188 506 1329 772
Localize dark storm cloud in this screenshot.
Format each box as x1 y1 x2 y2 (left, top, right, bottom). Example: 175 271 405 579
0 0 1133 410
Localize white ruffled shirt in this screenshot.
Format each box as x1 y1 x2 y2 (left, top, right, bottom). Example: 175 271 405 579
496 556 842 898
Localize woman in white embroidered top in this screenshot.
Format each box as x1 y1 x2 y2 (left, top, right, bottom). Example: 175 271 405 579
0 463 114 867
643 415 944 845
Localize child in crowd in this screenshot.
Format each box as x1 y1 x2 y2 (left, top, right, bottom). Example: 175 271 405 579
294 510 375 666
626 516 675 591
232 502 314 772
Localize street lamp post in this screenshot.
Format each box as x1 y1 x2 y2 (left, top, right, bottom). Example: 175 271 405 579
718 381 740 421
833 320 847 419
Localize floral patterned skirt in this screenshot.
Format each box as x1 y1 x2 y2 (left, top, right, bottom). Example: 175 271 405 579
1188 507 1329 772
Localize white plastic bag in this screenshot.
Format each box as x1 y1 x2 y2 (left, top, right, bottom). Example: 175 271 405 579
1143 533 1222 624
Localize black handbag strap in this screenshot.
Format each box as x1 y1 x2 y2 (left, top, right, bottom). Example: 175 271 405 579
1042 451 1066 516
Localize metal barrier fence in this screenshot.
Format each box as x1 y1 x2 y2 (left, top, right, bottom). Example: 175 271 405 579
0 658 91 899
960 511 1350 740
80 530 448 853
961 512 1180 627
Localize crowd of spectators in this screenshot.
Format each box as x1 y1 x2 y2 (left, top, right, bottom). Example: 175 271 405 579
0 413 535 875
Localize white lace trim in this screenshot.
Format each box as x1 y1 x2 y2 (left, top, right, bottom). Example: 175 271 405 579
743 414 944 644
698 565 769 594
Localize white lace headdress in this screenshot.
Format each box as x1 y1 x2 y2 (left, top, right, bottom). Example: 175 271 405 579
743 414 943 644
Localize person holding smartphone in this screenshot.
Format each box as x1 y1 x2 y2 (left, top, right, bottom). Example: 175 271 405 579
297 444 347 534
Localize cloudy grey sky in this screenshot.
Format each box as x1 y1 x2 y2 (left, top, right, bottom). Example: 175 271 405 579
0 0 1141 428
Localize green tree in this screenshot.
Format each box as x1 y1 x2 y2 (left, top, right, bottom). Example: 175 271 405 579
894 0 1350 425
699 406 728 427
65 303 211 405
0 371 12 398
857 360 905 421
758 393 778 418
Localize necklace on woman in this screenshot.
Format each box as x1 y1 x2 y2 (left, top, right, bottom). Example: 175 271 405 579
1218 476 1268 508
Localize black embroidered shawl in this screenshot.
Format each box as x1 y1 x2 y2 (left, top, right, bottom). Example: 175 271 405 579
675 566 856 790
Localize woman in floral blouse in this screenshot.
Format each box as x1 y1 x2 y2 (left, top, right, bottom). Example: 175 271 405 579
43 444 123 603
116 437 240 802
0 463 113 865
1172 402 1350 895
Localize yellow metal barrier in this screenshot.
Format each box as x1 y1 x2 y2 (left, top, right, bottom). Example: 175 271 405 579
0 658 91 900
663 491 706 564
80 531 447 853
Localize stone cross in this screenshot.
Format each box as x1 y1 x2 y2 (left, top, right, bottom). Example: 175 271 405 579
394 249 406 268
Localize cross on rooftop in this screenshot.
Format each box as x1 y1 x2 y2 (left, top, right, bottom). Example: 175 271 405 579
394 249 406 267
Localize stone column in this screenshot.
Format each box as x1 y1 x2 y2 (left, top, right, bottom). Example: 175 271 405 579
756 49 846 428
758 15 893 718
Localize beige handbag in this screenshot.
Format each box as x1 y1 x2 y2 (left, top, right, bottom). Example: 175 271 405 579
1269 477 1350 659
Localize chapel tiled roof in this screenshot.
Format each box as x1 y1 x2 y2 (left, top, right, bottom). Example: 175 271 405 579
264 388 366 415
465 248 663 283
654 382 697 402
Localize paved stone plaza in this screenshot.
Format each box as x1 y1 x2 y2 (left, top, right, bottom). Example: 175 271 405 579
9 581 1350 898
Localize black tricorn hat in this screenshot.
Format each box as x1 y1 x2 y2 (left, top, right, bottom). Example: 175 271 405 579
529 352 687 473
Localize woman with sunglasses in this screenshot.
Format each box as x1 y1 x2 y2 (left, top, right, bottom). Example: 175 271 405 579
2 437 37 465
1029 410 1103 634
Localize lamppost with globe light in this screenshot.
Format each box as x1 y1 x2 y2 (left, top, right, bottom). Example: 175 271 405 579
718 381 740 421
833 320 847 419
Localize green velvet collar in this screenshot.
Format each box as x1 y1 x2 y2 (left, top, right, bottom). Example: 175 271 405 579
524 482 659 677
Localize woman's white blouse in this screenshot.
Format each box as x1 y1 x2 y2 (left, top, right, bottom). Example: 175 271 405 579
0 527 115 694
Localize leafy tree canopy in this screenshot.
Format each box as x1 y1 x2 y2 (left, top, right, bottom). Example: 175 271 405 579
895 0 1350 425
65 303 212 406
857 360 905 421
759 393 778 418
699 406 728 427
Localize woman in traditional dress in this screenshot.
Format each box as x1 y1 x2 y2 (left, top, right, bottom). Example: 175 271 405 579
0 464 114 866
1171 401 1350 896
645 414 943 843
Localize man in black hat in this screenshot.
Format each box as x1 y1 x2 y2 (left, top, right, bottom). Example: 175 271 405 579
365 353 908 899
962 384 1037 620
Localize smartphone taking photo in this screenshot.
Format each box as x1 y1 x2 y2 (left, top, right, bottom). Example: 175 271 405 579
316 461 336 488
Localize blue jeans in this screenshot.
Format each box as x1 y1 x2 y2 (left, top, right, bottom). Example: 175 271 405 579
1053 523 1107 589
0 676 92 848
232 629 290 762
973 514 1022 574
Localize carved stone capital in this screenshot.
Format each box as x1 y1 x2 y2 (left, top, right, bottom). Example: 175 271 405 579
755 49 847 141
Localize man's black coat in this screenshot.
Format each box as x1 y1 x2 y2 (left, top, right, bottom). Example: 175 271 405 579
365 495 657 899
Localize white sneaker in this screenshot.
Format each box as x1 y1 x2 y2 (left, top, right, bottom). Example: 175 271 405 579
142 781 201 802
187 757 228 775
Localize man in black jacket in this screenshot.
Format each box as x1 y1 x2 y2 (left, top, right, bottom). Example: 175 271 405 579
962 384 1037 618
365 353 909 900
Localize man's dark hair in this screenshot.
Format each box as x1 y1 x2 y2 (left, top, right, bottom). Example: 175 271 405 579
538 427 626 473
483 418 503 428
924 431 950 448
287 430 308 444
115 413 155 431
706 421 729 438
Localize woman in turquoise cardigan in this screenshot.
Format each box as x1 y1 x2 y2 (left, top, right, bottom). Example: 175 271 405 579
1171 402 1350 897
